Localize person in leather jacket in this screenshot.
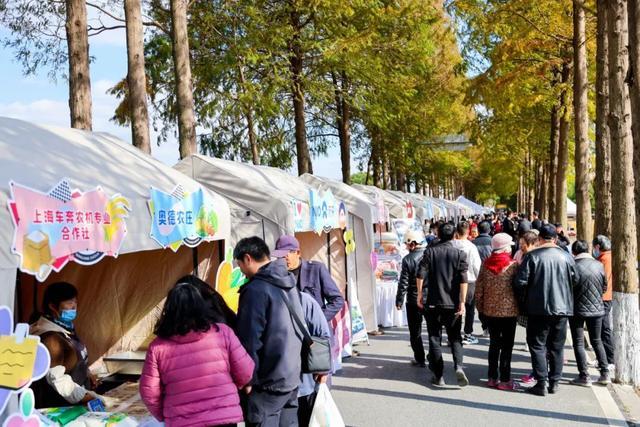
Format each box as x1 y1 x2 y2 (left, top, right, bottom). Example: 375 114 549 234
513 224 578 396
569 240 611 386
396 230 427 367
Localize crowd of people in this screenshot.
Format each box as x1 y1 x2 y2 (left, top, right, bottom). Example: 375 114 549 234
30 235 345 427
396 211 615 396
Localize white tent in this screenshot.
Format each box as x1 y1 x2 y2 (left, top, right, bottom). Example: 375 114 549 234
567 198 577 217
456 195 490 215
352 184 408 221
175 155 352 298
300 174 378 333
0 117 231 364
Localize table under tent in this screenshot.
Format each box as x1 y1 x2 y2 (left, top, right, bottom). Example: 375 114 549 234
299 173 379 340
175 155 359 361
0 117 231 422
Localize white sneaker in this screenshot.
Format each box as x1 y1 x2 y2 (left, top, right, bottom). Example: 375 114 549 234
608 364 615 372
482 329 490 338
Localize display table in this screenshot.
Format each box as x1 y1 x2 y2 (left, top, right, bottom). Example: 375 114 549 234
376 281 407 327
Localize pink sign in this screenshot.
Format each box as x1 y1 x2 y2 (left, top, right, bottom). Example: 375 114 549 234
8 180 131 281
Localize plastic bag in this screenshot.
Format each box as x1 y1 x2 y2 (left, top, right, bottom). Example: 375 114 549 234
309 384 345 427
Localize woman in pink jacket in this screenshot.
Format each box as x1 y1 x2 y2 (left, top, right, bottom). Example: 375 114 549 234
140 278 254 427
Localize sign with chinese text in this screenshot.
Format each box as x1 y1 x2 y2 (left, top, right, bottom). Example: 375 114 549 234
308 189 346 235
149 186 221 251
8 180 130 281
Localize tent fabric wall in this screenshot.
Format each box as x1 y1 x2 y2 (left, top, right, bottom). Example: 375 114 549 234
0 268 16 311
299 174 378 331
18 242 220 364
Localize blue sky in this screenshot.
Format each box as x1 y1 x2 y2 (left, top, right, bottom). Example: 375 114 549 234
0 25 346 180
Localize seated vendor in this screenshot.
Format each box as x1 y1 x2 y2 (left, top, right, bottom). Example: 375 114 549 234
30 282 103 408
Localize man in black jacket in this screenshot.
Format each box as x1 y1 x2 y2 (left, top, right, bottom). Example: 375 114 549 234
514 224 578 396
569 240 610 386
235 237 304 427
502 210 518 239
531 211 542 231
417 223 470 387
396 230 428 367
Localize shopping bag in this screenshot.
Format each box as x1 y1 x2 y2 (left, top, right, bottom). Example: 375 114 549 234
309 384 346 427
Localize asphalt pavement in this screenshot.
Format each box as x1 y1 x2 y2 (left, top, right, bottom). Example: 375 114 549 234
331 322 628 426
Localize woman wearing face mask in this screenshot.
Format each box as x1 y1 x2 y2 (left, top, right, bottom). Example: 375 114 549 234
30 282 104 408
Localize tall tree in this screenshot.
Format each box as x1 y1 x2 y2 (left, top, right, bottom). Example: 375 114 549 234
596 0 613 237
125 0 151 154
65 0 92 129
573 0 593 242
555 61 571 229
170 0 197 159
606 0 640 386
548 104 560 222
627 0 640 251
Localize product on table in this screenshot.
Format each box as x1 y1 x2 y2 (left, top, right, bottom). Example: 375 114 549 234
39 406 88 425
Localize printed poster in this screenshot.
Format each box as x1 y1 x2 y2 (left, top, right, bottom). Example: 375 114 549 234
8 180 131 281
308 189 347 235
148 186 222 251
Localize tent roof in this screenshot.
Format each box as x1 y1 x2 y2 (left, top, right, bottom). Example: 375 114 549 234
352 184 406 219
456 196 489 215
0 117 230 270
175 155 302 233
567 198 577 216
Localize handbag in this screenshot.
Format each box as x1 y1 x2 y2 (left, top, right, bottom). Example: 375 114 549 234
278 288 332 374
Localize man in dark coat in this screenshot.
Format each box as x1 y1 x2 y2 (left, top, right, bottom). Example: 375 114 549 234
513 224 578 396
473 221 493 262
531 211 542 231
273 235 345 322
416 223 470 387
235 237 305 427
396 230 428 367
569 240 610 387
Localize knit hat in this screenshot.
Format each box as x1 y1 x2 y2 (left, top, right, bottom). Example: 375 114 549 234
491 233 514 251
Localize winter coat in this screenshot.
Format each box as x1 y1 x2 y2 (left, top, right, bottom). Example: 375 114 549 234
298 259 345 321
473 234 493 262
513 244 578 316
236 259 304 393
573 254 607 317
396 247 426 307
298 292 332 398
417 240 469 310
598 251 613 301
452 239 482 283
475 262 519 318
139 324 254 427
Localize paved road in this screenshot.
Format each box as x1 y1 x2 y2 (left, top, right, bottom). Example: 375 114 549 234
332 323 625 426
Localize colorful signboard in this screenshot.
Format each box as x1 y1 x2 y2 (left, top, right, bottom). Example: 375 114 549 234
290 199 306 232
405 200 414 219
149 186 221 251
308 189 346 235
0 306 50 417
215 248 248 313
8 180 131 281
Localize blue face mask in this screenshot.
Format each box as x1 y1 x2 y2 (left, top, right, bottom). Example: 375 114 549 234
59 309 77 323
592 249 600 259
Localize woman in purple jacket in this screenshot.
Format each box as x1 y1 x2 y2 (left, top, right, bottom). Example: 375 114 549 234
140 278 255 427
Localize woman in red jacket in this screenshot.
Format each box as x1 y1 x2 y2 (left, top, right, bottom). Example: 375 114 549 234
140 277 254 427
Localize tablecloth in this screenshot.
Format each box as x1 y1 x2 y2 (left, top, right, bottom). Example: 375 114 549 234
376 281 407 327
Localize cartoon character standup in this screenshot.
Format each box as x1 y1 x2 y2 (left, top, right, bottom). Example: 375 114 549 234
0 306 50 423
2 389 39 427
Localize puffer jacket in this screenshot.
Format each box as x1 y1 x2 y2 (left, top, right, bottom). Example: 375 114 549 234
573 253 607 317
513 244 578 316
475 262 519 318
140 324 254 427
396 247 426 307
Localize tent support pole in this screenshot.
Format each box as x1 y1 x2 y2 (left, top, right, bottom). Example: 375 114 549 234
192 246 199 277
326 232 331 275
218 240 224 265
32 275 37 320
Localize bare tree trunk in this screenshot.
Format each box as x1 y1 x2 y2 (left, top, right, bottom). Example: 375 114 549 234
290 9 311 175
627 0 640 252
596 0 613 237
237 65 259 165
555 61 571 229
574 0 593 242
65 0 92 130
125 0 150 154
607 0 640 386
170 0 196 159
372 134 381 187
382 152 389 190
548 104 560 222
333 72 351 184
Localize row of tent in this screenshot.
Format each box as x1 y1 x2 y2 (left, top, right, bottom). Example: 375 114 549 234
0 117 488 368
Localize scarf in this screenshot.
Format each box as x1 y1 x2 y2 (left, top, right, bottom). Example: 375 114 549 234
484 252 514 274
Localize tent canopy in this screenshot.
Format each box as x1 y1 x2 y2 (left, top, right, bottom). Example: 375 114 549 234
567 198 577 216
456 196 489 215
352 184 406 219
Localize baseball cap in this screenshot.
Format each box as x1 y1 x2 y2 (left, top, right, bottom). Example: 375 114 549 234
539 224 558 240
404 230 425 245
272 235 300 257
491 233 514 251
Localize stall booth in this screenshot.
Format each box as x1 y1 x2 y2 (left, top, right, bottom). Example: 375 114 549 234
388 190 431 227
456 195 490 216
299 174 378 339
0 117 231 424
175 156 356 362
